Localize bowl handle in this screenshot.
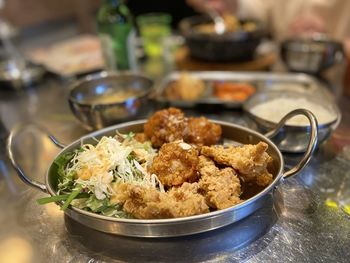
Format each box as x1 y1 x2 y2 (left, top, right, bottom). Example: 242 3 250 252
6 123 66 193
264 109 318 179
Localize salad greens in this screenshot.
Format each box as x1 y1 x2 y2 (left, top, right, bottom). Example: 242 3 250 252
37 132 161 218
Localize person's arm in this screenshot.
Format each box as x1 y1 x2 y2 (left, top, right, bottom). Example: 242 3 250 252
186 0 271 23
287 0 340 38
288 13 326 37
186 0 238 14
236 0 272 23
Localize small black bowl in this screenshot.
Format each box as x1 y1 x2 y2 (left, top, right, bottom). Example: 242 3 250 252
179 15 266 62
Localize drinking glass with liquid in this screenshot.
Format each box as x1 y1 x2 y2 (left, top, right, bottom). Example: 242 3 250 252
136 13 172 58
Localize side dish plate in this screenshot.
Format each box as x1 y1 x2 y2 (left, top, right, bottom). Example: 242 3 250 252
154 71 329 109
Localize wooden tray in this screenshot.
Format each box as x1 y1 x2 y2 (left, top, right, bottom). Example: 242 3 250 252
175 47 277 71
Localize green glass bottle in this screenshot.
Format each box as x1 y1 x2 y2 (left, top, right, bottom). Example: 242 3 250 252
97 0 136 70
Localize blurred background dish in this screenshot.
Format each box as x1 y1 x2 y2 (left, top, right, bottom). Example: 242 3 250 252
280 37 345 75
68 71 153 130
192 13 257 34
26 35 104 77
155 71 259 109
155 71 326 109
0 58 45 90
179 15 266 62
244 90 341 153
213 81 256 101
164 72 206 100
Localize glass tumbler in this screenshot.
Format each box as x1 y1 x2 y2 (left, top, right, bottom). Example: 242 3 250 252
136 13 172 58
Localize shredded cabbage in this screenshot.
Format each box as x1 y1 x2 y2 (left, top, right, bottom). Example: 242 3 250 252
43 131 162 218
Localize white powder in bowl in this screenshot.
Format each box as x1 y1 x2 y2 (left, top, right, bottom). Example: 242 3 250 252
250 97 337 126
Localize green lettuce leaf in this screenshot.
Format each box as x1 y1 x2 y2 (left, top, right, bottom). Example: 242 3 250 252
84 195 130 218
54 151 75 179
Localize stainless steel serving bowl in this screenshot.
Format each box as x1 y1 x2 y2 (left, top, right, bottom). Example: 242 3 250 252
7 110 317 237
68 71 153 130
244 90 341 153
280 37 345 75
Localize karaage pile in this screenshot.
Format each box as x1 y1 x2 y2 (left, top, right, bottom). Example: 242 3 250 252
112 108 274 219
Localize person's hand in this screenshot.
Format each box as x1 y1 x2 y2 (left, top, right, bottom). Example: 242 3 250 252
344 38 350 57
288 13 326 37
186 0 237 14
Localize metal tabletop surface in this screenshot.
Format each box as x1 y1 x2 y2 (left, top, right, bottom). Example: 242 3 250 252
0 74 350 263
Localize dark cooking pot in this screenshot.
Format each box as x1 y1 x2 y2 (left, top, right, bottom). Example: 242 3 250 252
7 109 318 238
179 15 266 62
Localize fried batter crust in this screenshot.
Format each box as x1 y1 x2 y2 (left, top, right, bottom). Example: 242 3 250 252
111 182 209 219
185 117 222 146
134 133 147 143
144 107 187 148
201 142 273 186
149 141 199 187
198 156 241 209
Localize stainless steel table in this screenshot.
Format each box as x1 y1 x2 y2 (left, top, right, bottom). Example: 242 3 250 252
0 76 349 263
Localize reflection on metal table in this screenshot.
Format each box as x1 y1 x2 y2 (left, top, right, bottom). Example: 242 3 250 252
0 75 350 262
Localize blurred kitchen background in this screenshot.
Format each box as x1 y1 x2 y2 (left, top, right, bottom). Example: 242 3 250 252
0 0 348 96
0 0 197 45
0 1 207 87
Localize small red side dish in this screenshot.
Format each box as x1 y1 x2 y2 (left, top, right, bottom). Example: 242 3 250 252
214 82 256 101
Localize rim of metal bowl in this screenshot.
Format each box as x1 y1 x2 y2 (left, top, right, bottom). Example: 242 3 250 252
46 119 284 225
68 71 153 107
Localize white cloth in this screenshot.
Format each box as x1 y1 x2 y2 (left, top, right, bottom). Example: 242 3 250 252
237 0 350 41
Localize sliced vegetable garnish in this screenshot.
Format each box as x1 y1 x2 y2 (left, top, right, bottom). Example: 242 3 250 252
38 132 161 218
37 194 70 205
61 185 83 210
37 192 90 205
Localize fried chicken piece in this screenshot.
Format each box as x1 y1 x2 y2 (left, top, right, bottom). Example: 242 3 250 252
144 107 187 148
197 155 219 177
143 108 223 148
110 182 130 204
256 171 274 187
149 141 199 187
111 182 209 219
185 117 222 146
201 142 273 186
167 182 209 217
198 156 241 209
